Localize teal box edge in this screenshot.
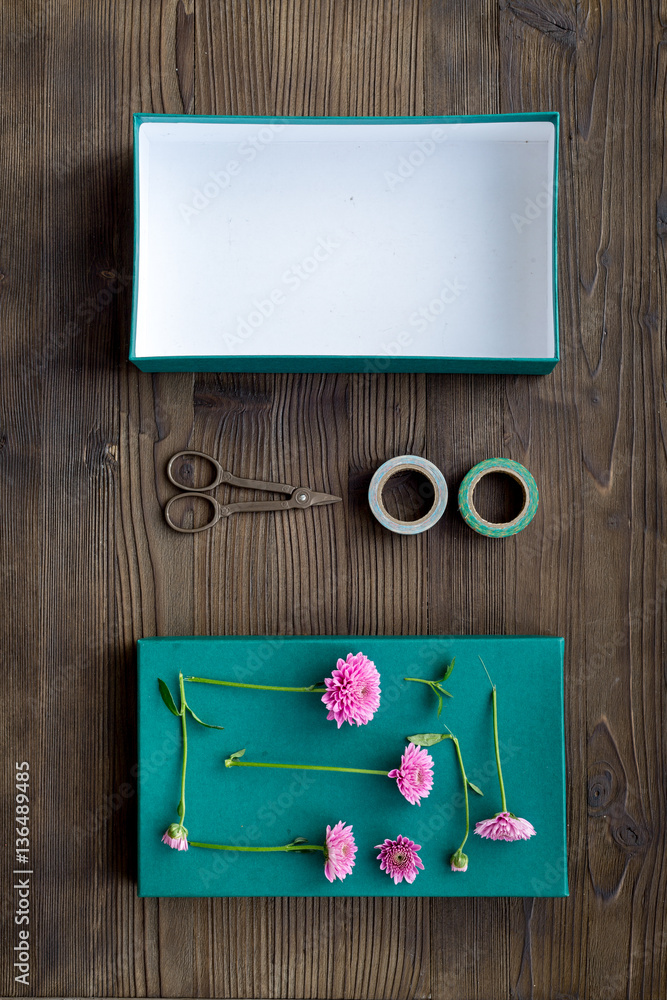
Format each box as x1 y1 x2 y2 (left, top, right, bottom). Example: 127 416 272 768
130 112 560 376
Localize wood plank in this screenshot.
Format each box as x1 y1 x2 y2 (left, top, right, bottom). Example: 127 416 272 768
570 0 667 996
2 0 665 997
1 4 45 998
495 5 585 998
422 3 524 999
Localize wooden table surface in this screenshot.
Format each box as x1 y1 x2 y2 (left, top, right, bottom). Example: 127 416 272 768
2 1 666 998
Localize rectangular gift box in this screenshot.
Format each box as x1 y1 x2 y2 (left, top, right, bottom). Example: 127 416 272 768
137 635 567 898
130 113 559 374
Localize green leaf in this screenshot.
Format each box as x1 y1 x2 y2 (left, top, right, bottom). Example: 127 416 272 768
287 835 311 853
407 733 450 747
177 800 185 821
467 779 484 796
436 692 444 717
225 748 246 767
434 684 453 699
186 705 224 730
158 679 179 716
441 657 455 683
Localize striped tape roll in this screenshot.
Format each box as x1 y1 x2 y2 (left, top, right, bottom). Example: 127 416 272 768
368 455 448 535
458 457 539 537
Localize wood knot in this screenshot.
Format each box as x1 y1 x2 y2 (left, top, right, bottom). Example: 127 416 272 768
501 0 576 47
657 193 667 238
84 429 118 472
613 821 648 851
587 718 650 899
587 766 615 811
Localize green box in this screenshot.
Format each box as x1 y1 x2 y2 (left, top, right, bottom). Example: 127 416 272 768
137 635 567 898
130 114 559 374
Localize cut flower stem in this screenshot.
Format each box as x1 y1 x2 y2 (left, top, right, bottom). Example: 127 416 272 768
187 821 359 883
226 757 388 777
226 744 435 806
185 653 382 730
480 656 507 812
158 672 224 850
185 676 325 693
474 657 537 843
177 672 187 823
492 686 507 813
188 841 324 853
403 659 455 716
406 727 481 870
450 735 470 857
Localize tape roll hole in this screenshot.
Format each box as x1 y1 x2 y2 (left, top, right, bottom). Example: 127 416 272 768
381 469 437 523
472 471 528 525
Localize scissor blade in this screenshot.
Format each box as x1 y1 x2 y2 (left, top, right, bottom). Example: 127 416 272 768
308 491 343 507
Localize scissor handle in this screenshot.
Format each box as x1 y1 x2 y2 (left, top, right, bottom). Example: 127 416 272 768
166 451 295 496
164 493 222 533
166 451 226 492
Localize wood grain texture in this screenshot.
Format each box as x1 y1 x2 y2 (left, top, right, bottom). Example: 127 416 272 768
1 0 665 998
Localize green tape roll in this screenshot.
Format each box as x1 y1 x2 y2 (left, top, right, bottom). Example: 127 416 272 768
458 458 539 537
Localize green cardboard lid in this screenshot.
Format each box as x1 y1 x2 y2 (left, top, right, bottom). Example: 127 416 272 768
137 634 566 897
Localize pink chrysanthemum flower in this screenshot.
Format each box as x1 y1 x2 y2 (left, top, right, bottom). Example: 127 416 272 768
162 822 189 851
321 652 381 728
324 821 357 882
388 743 434 805
450 850 468 872
376 834 424 884
474 811 536 842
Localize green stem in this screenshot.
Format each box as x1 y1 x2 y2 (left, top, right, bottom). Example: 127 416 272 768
228 759 388 777
492 687 507 813
452 737 470 853
403 677 434 686
188 841 325 853
185 676 325 693
178 672 188 823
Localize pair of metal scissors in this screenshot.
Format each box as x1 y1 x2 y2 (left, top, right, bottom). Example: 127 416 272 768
164 451 342 533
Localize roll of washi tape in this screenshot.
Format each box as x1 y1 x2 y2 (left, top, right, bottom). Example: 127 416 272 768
458 457 539 537
368 455 448 535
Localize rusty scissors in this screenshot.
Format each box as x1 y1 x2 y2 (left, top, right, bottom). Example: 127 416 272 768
164 451 342 533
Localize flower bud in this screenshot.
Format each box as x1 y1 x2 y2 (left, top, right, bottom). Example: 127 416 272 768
450 849 468 872
162 823 189 851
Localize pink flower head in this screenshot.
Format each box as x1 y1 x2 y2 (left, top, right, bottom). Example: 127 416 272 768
450 850 468 872
376 834 424 884
162 822 189 851
388 743 434 805
474 811 536 842
321 652 381 728
324 821 357 882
